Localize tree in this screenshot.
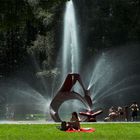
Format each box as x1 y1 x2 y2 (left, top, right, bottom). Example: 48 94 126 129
77 0 140 58
0 0 67 76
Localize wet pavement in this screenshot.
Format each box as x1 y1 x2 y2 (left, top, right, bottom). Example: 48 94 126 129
0 120 139 124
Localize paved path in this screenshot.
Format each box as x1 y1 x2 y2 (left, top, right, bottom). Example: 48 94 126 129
0 120 140 124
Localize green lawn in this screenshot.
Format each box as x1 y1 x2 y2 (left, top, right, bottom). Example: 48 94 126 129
0 123 140 140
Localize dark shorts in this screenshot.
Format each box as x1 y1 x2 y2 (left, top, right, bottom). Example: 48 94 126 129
132 111 137 117
120 112 124 115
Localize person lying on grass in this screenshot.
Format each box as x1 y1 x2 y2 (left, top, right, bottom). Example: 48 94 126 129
61 112 80 131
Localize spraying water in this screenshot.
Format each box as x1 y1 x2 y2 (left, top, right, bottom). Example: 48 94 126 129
62 0 80 78
87 45 140 109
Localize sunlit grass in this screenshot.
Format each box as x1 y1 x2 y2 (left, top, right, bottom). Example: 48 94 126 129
0 123 140 140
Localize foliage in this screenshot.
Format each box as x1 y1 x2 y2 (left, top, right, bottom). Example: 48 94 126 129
0 0 140 76
78 0 140 57
0 0 67 30
0 0 67 76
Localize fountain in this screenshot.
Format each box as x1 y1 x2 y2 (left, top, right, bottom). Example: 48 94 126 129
62 0 80 79
0 79 48 120
50 0 103 122
49 0 140 122
0 0 140 123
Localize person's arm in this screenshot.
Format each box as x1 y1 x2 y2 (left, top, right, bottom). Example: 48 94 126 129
136 104 139 111
129 104 133 108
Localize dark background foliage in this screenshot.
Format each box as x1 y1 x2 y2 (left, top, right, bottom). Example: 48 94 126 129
0 0 140 119
0 0 140 77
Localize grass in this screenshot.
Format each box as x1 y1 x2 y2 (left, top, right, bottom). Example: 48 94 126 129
0 123 140 140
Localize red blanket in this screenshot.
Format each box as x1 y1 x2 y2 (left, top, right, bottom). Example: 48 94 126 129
66 128 95 133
